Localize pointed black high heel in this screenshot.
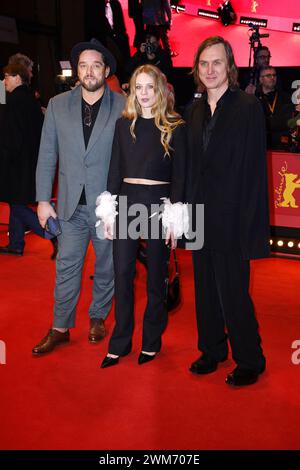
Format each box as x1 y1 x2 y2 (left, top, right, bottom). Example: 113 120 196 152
101 355 119 368
138 352 156 365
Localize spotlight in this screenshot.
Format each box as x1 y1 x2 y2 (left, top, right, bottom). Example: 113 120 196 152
292 23 300 32
60 60 72 77
217 1 236 26
270 236 300 255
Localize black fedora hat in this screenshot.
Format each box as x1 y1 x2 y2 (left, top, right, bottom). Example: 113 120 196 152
70 38 116 76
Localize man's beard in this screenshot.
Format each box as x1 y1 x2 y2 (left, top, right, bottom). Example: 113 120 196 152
80 76 105 92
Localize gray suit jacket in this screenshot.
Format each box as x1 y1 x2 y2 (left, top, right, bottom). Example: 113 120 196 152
36 85 125 223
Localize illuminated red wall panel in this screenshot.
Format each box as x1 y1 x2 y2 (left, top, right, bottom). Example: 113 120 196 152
268 151 300 229
183 0 300 32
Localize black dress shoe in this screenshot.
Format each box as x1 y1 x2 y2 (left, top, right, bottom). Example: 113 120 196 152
225 366 264 387
101 355 119 368
189 353 226 375
0 245 23 256
138 352 156 365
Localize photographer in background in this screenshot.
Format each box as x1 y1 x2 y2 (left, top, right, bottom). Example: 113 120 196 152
142 0 174 56
257 65 294 150
124 31 173 85
244 46 271 95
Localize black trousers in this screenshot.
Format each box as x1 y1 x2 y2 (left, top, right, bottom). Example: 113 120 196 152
192 248 266 372
108 183 169 356
131 5 144 48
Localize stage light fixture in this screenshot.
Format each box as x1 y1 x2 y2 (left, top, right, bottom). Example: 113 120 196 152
198 9 220 20
217 1 236 26
292 23 300 32
240 17 268 28
270 237 300 255
60 60 72 77
171 4 186 13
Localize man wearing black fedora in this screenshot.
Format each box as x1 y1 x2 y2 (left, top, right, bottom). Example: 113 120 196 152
32 39 125 355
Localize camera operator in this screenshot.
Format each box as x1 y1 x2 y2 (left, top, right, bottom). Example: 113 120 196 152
244 45 271 94
142 0 173 56
240 23 274 94
257 65 294 150
124 31 173 84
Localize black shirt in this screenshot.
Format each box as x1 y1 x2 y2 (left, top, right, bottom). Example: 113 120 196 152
257 88 294 149
79 96 102 204
82 96 102 148
107 116 186 203
202 87 231 152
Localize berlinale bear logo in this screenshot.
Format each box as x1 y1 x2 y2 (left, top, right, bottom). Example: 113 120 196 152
279 172 300 208
276 162 300 209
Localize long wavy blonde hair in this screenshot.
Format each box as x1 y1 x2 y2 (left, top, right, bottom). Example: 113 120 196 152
123 64 184 156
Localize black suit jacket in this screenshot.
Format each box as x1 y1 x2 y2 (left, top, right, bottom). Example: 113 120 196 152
0 85 43 204
85 0 130 61
128 0 142 18
185 88 270 260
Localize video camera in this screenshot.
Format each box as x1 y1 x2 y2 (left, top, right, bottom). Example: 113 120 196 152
145 39 156 55
248 23 269 42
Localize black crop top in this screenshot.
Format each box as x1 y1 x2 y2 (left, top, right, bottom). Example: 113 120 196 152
107 116 186 203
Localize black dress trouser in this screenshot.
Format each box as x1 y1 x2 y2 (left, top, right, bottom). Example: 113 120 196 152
192 248 266 372
108 183 169 356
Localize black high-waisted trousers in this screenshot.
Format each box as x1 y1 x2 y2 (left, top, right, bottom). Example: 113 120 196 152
108 183 170 356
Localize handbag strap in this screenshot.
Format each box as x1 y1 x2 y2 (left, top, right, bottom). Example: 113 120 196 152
172 249 179 275
167 246 179 276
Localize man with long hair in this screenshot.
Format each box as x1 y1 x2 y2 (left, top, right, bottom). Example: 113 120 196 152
185 36 270 386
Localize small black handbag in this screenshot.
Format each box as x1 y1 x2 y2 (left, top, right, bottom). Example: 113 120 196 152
137 241 181 311
44 216 62 239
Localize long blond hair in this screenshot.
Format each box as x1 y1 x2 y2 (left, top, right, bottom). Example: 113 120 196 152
123 64 184 156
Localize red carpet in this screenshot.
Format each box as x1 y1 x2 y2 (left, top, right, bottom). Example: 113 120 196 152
0 226 300 450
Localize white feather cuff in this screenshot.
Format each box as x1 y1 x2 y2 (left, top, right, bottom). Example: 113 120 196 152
161 198 189 239
95 191 118 227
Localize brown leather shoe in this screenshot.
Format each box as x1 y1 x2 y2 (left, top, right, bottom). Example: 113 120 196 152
88 318 106 343
32 329 70 355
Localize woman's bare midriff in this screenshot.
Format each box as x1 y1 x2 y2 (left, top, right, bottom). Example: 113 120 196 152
123 178 169 185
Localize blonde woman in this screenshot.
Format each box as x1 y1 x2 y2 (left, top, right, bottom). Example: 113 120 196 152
96 64 187 368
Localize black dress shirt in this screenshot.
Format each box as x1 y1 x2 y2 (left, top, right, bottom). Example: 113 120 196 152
202 87 231 152
79 96 102 204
